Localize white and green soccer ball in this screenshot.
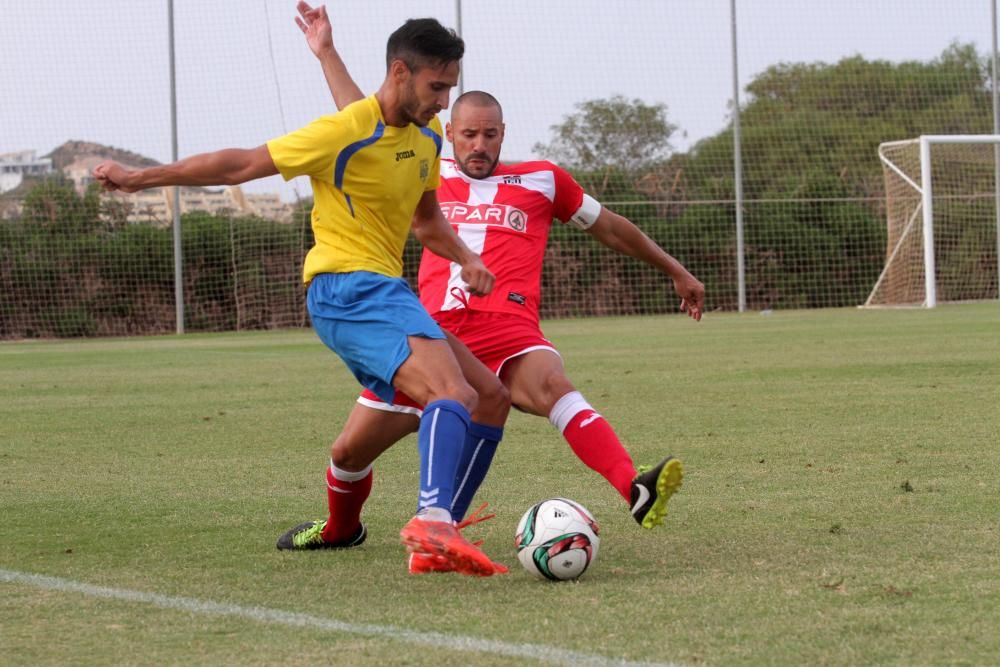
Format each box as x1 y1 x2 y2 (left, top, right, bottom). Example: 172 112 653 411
514 497 600 581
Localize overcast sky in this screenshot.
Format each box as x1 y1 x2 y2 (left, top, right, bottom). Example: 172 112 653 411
1 0 995 200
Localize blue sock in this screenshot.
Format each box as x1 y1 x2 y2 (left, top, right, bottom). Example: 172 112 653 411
450 422 503 521
416 399 471 514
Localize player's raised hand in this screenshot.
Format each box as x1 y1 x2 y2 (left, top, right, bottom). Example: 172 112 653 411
674 271 705 321
460 255 495 297
295 1 333 58
93 161 137 193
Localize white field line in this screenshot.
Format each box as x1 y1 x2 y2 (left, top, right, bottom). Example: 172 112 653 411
1 569 684 667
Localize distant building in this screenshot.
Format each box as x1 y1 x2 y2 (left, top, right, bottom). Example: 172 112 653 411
3 147 294 224
238 191 296 222
62 155 104 193
0 150 53 194
119 186 294 225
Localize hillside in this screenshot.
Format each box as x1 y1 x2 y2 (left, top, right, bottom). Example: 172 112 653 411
45 140 161 171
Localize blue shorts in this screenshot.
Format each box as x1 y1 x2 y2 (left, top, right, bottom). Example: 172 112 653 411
307 271 445 403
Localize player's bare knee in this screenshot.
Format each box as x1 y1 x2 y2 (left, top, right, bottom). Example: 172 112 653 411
457 382 479 413
446 379 479 413
329 437 350 468
539 371 576 409
427 368 479 411
477 376 511 423
330 436 367 472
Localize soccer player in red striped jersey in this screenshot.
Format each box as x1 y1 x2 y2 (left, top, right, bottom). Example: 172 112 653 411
287 3 705 573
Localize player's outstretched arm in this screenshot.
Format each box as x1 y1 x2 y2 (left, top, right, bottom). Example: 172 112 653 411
411 190 495 297
587 207 705 321
296 1 365 110
92 146 279 193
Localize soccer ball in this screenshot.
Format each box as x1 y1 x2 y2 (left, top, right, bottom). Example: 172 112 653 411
514 497 600 581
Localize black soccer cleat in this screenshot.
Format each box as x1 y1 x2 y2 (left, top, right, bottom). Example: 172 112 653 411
630 457 684 529
276 520 367 550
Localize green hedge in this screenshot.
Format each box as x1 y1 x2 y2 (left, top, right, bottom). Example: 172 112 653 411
1 179 893 340
0 200 311 338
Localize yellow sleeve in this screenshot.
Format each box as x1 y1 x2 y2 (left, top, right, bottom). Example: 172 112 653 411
424 116 443 192
426 153 441 192
266 115 345 183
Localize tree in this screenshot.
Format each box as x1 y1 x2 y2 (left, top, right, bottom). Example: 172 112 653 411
678 42 992 203
533 95 677 177
529 44 994 312
21 177 101 232
662 42 994 309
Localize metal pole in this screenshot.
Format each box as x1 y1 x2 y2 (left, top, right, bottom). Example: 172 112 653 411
992 0 1000 301
168 0 184 333
455 0 465 96
730 0 746 312
920 136 937 308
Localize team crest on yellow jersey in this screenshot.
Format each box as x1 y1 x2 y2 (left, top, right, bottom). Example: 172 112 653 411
420 159 429 181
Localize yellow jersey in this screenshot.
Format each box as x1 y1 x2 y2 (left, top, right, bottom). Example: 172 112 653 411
266 95 442 283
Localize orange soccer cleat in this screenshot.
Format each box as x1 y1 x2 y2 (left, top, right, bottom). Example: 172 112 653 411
408 551 509 575
400 504 506 576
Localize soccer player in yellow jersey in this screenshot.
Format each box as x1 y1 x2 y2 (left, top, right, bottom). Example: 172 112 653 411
292 2 702 575
94 17 510 577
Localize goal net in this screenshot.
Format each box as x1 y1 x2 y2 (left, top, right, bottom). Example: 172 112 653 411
866 135 1000 307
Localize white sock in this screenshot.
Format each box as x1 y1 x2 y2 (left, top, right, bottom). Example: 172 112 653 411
329 459 372 482
548 391 593 433
416 507 452 523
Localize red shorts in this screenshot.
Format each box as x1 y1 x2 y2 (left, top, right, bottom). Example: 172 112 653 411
357 310 559 414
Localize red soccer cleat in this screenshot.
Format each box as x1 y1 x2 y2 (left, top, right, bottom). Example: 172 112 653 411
408 551 455 574
400 513 498 577
408 551 509 575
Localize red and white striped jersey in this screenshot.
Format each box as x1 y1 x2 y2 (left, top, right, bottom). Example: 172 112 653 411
418 158 587 324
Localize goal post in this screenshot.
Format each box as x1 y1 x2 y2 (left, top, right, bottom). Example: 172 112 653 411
866 134 1000 308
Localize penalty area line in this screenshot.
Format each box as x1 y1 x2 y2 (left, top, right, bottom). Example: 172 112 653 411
1 569 684 667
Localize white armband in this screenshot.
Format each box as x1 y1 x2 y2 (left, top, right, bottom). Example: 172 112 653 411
567 194 602 230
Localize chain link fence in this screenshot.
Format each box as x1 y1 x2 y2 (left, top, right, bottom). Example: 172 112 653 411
1 1 997 338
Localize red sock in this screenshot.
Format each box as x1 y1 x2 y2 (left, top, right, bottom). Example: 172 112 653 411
562 410 636 501
321 464 372 542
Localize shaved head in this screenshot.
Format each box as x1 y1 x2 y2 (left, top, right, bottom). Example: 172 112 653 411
452 90 503 120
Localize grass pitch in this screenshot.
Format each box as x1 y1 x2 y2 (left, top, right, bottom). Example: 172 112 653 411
2 305 999 666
